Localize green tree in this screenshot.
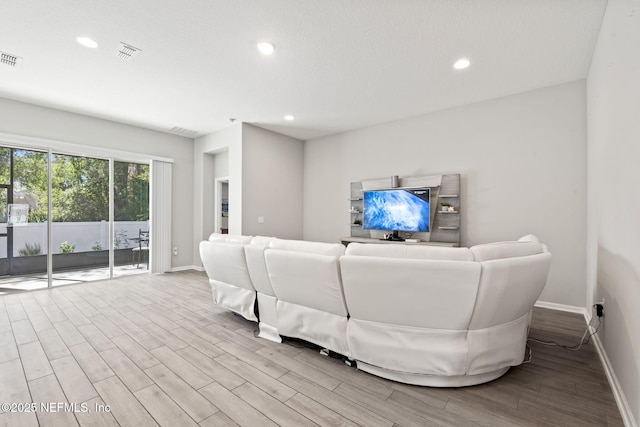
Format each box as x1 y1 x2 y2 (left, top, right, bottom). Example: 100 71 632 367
114 162 149 221
0 147 10 184
3 147 149 223
11 149 48 222
51 154 109 221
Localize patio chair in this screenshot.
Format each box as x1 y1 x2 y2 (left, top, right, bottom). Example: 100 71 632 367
132 229 149 269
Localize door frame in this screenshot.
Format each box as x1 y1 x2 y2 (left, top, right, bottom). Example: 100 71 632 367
214 176 229 235
0 184 11 276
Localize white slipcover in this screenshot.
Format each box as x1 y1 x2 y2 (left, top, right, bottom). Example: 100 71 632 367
199 236 257 321
340 237 551 386
244 236 281 342
208 233 254 244
200 233 552 387
466 250 552 374
265 239 349 355
345 242 475 261
340 247 481 381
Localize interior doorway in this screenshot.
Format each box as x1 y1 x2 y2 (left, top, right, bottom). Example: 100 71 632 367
215 177 229 235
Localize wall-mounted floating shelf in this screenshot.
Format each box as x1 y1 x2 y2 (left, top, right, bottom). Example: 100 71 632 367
349 196 364 228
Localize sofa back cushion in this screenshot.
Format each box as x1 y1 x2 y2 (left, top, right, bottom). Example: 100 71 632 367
265 250 347 316
208 233 254 244
345 242 474 261
250 236 273 246
341 256 481 329
269 238 345 257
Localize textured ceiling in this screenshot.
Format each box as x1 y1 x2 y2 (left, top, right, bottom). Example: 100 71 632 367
0 0 607 140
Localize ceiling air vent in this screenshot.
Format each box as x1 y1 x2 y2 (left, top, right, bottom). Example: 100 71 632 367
1 51 23 68
117 43 141 62
169 126 199 137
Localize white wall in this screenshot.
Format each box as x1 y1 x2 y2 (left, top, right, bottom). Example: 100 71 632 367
214 150 230 178
304 81 587 307
0 97 194 269
193 123 304 252
241 124 304 239
193 123 242 265
587 0 640 424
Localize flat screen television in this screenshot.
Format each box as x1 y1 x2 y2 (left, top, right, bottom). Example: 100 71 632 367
363 188 431 233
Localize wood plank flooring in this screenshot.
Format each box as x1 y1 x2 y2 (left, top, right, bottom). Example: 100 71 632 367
0 270 624 426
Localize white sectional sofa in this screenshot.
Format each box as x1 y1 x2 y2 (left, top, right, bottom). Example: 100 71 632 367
199 233 551 387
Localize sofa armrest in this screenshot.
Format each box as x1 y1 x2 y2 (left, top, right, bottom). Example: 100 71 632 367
199 240 254 291
468 252 552 329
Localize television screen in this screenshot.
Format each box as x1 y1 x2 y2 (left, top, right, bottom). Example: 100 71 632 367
363 188 431 232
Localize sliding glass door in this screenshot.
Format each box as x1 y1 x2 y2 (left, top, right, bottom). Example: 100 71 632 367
113 161 150 276
0 147 49 292
51 153 110 284
0 144 150 292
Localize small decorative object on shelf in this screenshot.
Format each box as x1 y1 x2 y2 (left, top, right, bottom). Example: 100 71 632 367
440 202 456 213
353 219 362 226
350 206 360 213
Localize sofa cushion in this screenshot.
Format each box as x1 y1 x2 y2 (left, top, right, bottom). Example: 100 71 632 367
345 242 474 261
470 240 543 261
250 236 273 246
341 256 480 329
269 238 345 257
266 250 347 316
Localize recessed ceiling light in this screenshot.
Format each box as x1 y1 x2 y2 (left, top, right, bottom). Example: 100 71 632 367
76 37 98 49
257 41 276 55
284 115 294 121
453 58 471 70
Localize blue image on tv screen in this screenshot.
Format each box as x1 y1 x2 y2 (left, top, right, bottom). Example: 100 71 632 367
363 188 430 232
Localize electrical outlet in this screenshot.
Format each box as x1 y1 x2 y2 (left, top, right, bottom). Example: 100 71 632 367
595 299 605 317
173 246 178 256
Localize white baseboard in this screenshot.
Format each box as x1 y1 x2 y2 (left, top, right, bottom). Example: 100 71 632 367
591 330 637 427
170 265 204 272
535 300 637 427
534 300 589 317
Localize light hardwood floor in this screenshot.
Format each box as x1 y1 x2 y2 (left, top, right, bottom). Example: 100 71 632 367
0 270 624 426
